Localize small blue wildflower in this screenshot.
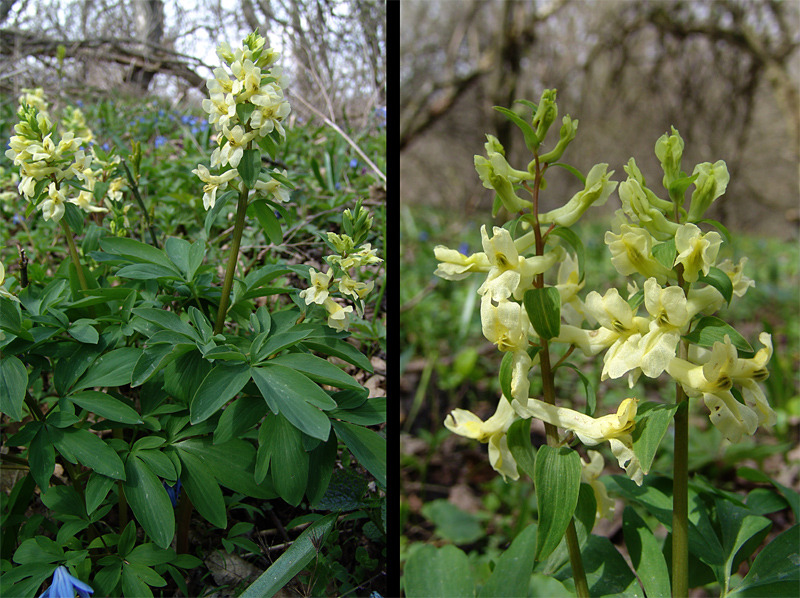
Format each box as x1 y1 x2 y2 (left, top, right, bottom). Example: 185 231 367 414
38 566 93 598
138 116 146 123
418 231 429 242
164 479 181 507
458 242 469 256
274 210 282 219
158 109 165 118
349 158 358 168
127 120 135 127
102 143 110 152
181 114 192 124
335 182 341 190
155 136 167 148
369 593 383 598
12 213 24 225
75 100 83 107
191 126 199 135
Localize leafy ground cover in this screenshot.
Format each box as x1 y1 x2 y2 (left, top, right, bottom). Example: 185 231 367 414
400 202 799 596
0 90 386 597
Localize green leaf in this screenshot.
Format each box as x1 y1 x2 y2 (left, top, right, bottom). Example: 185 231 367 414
623 506 670 598
262 412 309 506
115 263 183 280
172 437 276 499
548 227 585 282
238 148 262 189
331 420 385 489
204 189 237 238
698 266 734 306
268 353 363 391
554 362 596 416
506 418 536 481
126 544 177 567
213 395 267 445
306 433 338 506
85 473 116 515
498 352 514 402
302 337 374 372
716 497 772 589
668 172 699 200
420 499 483 545
28 425 54 490
163 350 211 405
478 523 537 598
553 535 638 596
50 426 125 480
178 450 227 528
123 456 175 549
631 401 680 476
548 162 586 185
131 308 199 341
738 467 800 519
68 321 99 344
132 343 194 387
534 445 581 561
652 238 677 270
0 355 28 421
253 329 312 362
41 485 86 519
248 200 282 245
189 363 251 423
683 316 754 356
72 347 141 391
236 103 255 127
118 521 137 558
69 390 142 424
13 537 63 564
99 237 180 274
251 365 331 441
404 544 475 598
726 523 800 597
523 287 561 340
493 105 539 153
121 564 154 598
239 514 338 598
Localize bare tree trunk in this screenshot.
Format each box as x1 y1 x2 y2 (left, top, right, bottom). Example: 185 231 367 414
130 0 164 92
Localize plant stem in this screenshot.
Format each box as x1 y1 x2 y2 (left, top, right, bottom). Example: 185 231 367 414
61 219 88 291
213 183 250 335
672 339 690 598
176 492 194 554
531 156 589 598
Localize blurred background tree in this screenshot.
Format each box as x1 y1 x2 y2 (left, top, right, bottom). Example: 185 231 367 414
400 0 799 237
0 0 385 125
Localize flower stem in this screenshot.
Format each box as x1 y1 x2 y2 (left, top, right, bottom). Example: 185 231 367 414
531 155 589 598
60 219 89 291
672 339 690 598
213 183 250 335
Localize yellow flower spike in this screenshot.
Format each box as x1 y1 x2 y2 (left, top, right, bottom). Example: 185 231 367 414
444 399 520 482
512 397 643 485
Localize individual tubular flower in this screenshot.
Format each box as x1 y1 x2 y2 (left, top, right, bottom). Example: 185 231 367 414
323 297 353 331
213 125 258 168
299 268 332 305
512 397 643 485
581 451 615 520
444 398 520 481
716 257 755 297
673 223 722 283
40 183 66 222
702 390 759 444
38 565 94 598
687 160 729 221
202 92 237 130
253 172 290 203
604 217 673 284
433 245 491 281
250 85 291 138
339 275 373 301
191 165 239 210
474 153 533 214
654 126 684 190
538 115 578 164
637 278 690 378
618 176 680 241
476 225 564 301
480 295 532 401
555 253 585 326
539 163 617 227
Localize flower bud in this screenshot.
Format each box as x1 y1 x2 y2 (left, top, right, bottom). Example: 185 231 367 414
532 89 558 144
538 115 578 164
655 126 684 190
539 163 616 227
474 155 533 214
687 160 729 221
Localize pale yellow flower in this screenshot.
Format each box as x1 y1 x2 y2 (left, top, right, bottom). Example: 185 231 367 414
323 297 353 331
299 268 332 305
673 223 722 283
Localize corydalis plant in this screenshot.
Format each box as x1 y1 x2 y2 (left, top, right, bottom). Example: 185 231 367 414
431 89 776 598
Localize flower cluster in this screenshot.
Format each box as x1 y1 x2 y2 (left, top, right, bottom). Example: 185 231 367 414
300 200 382 331
435 92 774 489
194 30 291 210
4 89 109 223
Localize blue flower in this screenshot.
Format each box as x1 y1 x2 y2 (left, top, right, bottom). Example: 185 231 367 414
181 114 192 124
191 126 199 135
39 566 93 598
164 479 181 507
155 136 167 148
418 231 429 242
335 182 341 190
458 242 469 256
349 158 358 168
75 100 83 107
101 143 110 151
